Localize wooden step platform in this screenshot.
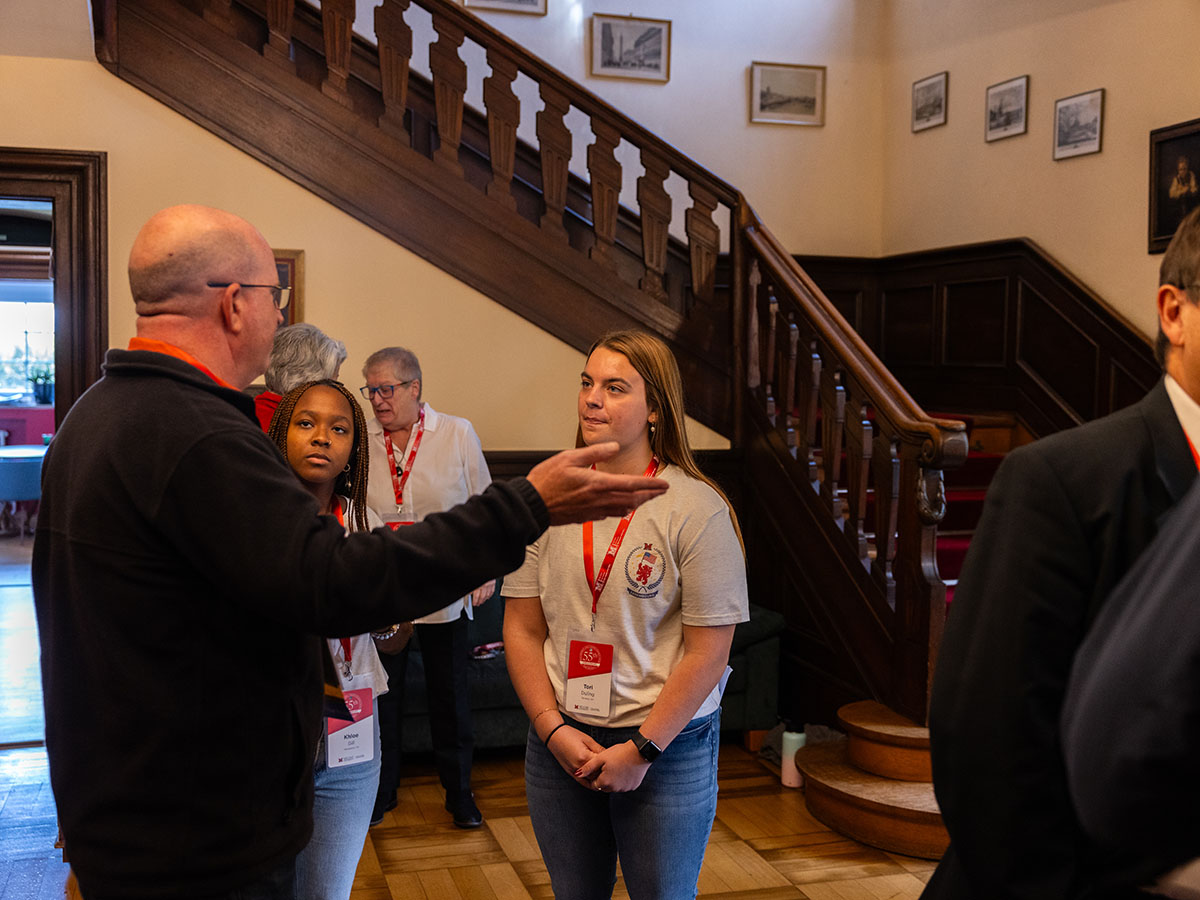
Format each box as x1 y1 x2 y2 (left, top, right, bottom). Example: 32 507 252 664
795 739 948 860
837 699 931 782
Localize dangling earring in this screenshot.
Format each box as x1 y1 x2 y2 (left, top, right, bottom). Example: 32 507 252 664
649 421 656 435
343 463 351 473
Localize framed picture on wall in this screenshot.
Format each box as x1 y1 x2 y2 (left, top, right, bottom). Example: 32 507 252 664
912 71 948 132
750 62 826 126
985 75 1028 142
274 248 305 326
1149 117 1200 253
589 14 671 83
465 0 547 15
1053 89 1104 160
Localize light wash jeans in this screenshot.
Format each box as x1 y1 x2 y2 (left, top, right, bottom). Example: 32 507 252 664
294 712 382 900
524 710 720 900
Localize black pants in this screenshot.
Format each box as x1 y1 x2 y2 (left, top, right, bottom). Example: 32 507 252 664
375 614 474 803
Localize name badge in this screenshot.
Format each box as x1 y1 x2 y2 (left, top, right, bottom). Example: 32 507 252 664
564 627 615 719
327 688 374 768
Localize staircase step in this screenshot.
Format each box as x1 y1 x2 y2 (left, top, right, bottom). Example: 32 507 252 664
936 532 972 581
836 700 931 782
795 740 948 860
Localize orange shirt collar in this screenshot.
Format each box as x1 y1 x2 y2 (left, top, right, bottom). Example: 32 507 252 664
127 337 237 389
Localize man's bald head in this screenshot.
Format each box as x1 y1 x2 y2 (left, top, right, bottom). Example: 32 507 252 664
128 205 273 314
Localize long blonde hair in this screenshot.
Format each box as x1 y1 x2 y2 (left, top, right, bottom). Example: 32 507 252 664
577 330 744 550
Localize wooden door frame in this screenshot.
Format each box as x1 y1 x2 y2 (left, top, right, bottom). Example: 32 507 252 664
0 148 108 426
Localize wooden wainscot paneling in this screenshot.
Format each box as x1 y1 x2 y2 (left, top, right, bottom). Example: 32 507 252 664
1017 279 1100 424
942 277 1007 367
881 285 937 366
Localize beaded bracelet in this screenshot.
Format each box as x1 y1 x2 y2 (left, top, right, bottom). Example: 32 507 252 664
371 623 403 641
531 706 558 725
543 722 568 747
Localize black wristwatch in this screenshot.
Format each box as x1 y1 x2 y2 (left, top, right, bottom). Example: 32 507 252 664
632 730 662 763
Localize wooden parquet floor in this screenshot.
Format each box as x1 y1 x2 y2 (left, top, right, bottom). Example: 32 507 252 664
352 746 935 900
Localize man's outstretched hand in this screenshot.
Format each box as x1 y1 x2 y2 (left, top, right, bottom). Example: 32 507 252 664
527 442 668 525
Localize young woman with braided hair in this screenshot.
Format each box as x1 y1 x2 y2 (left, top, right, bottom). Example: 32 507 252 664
267 379 396 900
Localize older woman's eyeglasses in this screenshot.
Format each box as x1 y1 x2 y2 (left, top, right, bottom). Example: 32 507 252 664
206 281 292 310
359 381 414 400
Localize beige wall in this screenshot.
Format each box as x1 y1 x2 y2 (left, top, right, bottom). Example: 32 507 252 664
5 0 1197 425
881 0 1200 337
0 54 727 449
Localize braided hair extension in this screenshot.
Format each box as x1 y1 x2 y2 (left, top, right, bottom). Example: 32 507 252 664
267 379 371 533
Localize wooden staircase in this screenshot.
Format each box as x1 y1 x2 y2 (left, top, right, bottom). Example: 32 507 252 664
795 700 948 860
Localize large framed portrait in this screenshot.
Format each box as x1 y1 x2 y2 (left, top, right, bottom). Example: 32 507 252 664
1053 88 1103 161
750 62 826 126
274 248 305 326
912 71 948 133
985 75 1028 142
1149 117 1200 253
589 14 670 83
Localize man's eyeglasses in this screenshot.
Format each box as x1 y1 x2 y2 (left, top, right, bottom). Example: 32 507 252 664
359 381 415 400
206 281 292 310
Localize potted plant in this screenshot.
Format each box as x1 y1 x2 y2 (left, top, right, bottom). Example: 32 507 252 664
28 364 54 406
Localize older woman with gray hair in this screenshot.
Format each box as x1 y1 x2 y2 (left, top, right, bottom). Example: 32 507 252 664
253 323 348 429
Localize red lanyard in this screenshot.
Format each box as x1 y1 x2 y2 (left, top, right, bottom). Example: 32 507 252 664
383 408 425 512
328 500 354 664
583 457 659 628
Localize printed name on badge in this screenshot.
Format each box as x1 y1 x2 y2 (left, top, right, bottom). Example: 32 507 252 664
565 633 614 718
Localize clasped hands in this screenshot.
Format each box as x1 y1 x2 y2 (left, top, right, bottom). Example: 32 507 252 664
548 725 650 794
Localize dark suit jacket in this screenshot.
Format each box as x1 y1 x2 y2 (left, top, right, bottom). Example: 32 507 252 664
922 380 1194 900
1061 475 1200 886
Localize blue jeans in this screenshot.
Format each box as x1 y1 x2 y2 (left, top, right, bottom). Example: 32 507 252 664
524 710 720 900
294 712 382 900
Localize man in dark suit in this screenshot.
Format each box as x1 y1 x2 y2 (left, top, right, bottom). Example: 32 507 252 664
1061 475 1200 895
921 205 1200 900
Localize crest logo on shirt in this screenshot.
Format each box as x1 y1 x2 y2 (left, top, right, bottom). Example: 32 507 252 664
624 542 666 599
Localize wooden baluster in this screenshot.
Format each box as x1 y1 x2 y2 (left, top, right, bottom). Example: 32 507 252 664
587 120 621 267
877 439 900 609
430 14 467 175
637 148 671 301
746 260 761 391
823 373 846 519
375 0 412 140
803 343 821 489
320 0 356 110
483 48 519 210
764 292 778 392
765 386 776 428
852 405 872 561
686 181 719 302
784 320 799 428
261 0 294 68
536 83 571 240
204 0 238 38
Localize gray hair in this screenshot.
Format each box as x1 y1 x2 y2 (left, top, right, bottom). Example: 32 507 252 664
264 324 348 394
363 346 423 400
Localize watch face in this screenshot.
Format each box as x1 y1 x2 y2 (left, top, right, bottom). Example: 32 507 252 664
635 732 661 761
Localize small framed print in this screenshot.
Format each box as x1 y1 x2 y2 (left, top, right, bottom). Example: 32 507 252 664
912 71 948 132
589 14 670 83
986 75 1028 142
1149 117 1200 253
750 62 826 126
465 0 547 14
1053 88 1103 161
274 248 305 325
